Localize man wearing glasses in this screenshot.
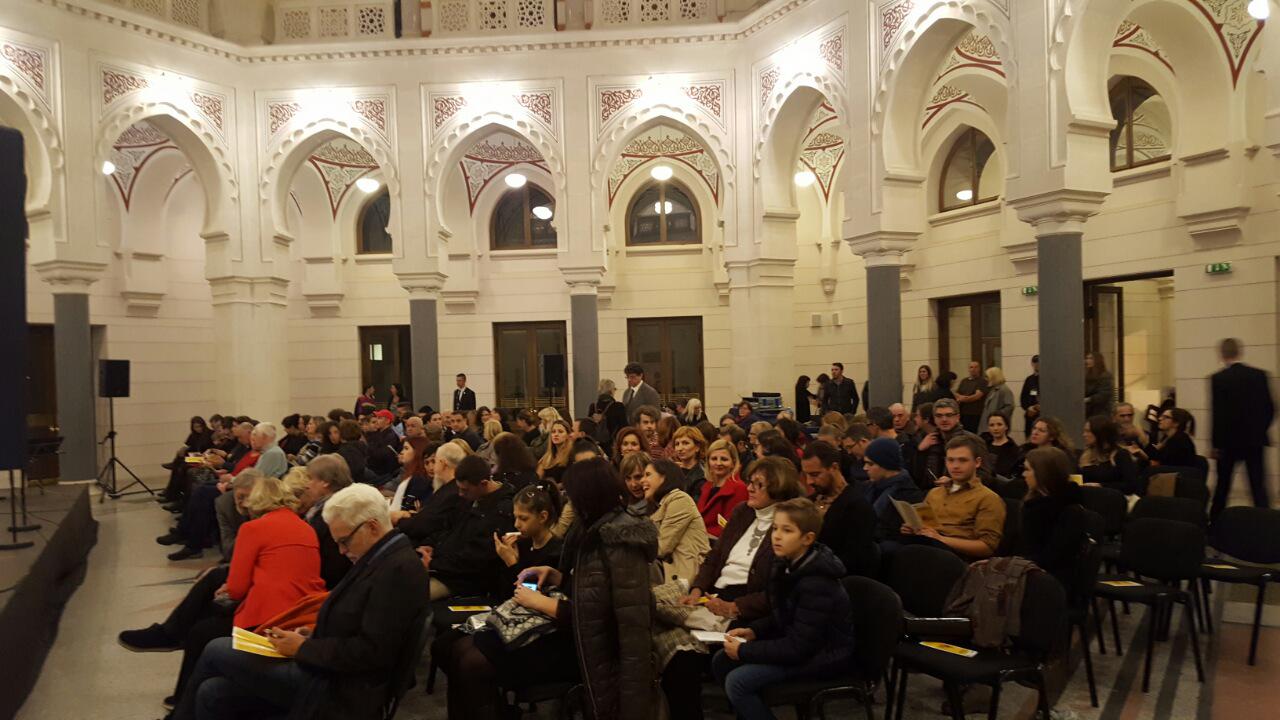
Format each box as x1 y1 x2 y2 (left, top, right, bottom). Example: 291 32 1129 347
914 398 985 489
1113 402 1149 454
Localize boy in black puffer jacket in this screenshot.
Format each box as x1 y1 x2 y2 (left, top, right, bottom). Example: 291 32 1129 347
712 497 855 720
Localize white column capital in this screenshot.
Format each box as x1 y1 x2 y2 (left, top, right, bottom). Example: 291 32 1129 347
561 265 606 295
396 271 448 300
34 259 107 294
845 230 918 267
1008 189 1109 237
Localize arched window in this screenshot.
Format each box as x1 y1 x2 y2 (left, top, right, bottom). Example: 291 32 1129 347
357 189 392 254
627 179 700 246
939 127 999 212
1109 77 1171 171
491 184 557 250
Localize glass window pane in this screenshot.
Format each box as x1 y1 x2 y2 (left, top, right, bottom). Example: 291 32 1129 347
1130 94 1171 164
946 305 973 375
668 320 701 397
358 191 392 254
497 329 529 406
941 133 977 211
527 186 557 247
663 185 699 244
492 185 559 250
629 186 664 245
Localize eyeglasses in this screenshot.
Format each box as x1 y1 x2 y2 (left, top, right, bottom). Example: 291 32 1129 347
748 480 768 492
335 520 368 549
934 412 958 419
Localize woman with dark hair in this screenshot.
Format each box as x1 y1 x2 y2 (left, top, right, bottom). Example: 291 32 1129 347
536 420 574 484
1085 352 1114 419
642 459 710 583
335 418 369 483
160 417 215 502
1026 416 1077 457
1021 446 1089 587
1134 407 1198 468
931 371 958 403
756 428 801 471
387 382 407 409
611 426 645 466
1080 414 1139 495
657 415 681 453
389 437 434 519
981 413 1021 479
516 458 658 720
317 421 340 454
493 432 538 490
910 365 934 411
354 383 376 415
795 375 816 424
774 416 808 450
734 401 762 428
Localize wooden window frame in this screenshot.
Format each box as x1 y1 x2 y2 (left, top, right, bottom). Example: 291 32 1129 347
938 127 999 213
356 189 392 255
489 183 558 251
625 178 702 247
1109 76 1172 172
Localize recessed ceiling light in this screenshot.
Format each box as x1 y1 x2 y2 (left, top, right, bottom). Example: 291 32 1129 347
504 173 527 188
532 205 553 220
355 177 380 193
794 170 817 188
955 189 974 202
1248 0 1270 20
101 160 116 175
650 165 674 181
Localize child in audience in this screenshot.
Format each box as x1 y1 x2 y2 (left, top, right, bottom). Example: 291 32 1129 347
493 483 565 593
712 497 854 720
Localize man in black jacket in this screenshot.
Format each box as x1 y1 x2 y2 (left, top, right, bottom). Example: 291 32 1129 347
443 411 482 450
364 410 402 480
799 441 877 577
826 363 859 414
1211 338 1276 519
302 454 354 589
1020 354 1040 439
453 372 477 412
424 455 516 599
173 483 429 720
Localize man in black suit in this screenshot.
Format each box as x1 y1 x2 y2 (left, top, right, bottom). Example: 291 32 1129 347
622 362 662 424
1211 338 1276 519
453 373 477 412
826 362 859 414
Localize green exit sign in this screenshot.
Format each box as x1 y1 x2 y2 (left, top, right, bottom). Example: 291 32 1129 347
1205 262 1232 275
1022 286 1038 296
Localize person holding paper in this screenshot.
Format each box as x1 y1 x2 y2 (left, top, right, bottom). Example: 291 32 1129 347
712 498 855 720
861 437 925 540
900 435 1005 560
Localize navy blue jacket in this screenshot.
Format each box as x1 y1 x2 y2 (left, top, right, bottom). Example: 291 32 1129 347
740 543 854 668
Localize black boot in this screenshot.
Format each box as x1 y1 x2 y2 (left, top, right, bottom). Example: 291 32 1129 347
118 624 180 652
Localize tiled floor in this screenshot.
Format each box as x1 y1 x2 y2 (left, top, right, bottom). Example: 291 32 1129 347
16 489 1279 719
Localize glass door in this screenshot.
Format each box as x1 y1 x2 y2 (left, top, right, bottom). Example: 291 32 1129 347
937 293 1002 375
493 322 569 417
627 317 705 404
358 325 412 408
1085 285 1124 403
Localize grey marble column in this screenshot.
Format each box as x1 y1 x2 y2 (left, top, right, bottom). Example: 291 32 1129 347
1037 232 1086 444
409 297 440 412
570 291 600 419
53 293 97 481
866 264 903 407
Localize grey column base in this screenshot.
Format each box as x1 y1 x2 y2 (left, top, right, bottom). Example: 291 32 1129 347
1037 233 1086 444
53 294 97 481
570 294 600 419
866 265 903 408
409 298 440 413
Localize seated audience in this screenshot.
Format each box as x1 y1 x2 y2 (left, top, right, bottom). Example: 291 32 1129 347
446 411 483 451
611 425 645 466
635 405 668 460
914 399 983 490
658 415 681 453
1133 407 1198 469
861 437 924 541
397 441 466 546
299 454 354 588
890 402 917 438
365 410 403 481
697 438 748 537
1020 446 1089 588
748 421 772 458
389 436 434 513
774 417 808 451
425 455 517 600
291 416 324 467
403 415 426 440
682 398 708 427
839 423 874 481
160 416 214 503
756 428 800 471
899 435 1005 560
474 419 504 464
671 425 709 499
1114 402 1150 450
175 483 429 720
712 498 855 720
620 451 652 514
642 459 710 583
492 483 566 591
333 418 369 484
981 412 1021 479
536 419 573 484
278 414 309 458
734 401 762 428
719 423 754 470
1080 414 1139 495
492 432 538 490
800 441 877 577
514 409 542 450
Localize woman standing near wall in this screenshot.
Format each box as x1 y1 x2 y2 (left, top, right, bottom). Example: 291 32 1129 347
978 367 1014 432
910 366 934 411
1085 352 1114 419
794 376 816 423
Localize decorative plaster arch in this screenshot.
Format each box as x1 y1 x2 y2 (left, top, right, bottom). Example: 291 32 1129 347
0 77 61 214
756 83 840 213
592 105 734 197
873 0 1013 174
755 71 849 184
97 99 236 241
924 107 1007 210
427 112 563 241
263 117 399 241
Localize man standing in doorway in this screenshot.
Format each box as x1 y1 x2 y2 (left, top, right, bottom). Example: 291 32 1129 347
622 362 661 424
1210 338 1276 519
453 373 477 413
955 361 988 434
1020 355 1040 440
827 363 859 414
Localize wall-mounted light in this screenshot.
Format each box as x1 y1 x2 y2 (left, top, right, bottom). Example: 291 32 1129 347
955 189 974 202
532 205 553 221
1248 0 1270 20
794 170 817 188
355 177 380 193
650 165 674 181
504 172 527 189
101 160 116 176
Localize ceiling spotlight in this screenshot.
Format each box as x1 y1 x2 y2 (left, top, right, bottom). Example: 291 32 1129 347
650 165 674 181
532 205 553 221
355 177 380 193
955 189 974 202
794 170 817 188
654 201 673 215
504 173 527 189
1249 0 1270 19
101 160 116 176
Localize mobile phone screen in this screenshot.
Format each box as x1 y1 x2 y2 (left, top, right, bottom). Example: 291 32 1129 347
522 582 538 591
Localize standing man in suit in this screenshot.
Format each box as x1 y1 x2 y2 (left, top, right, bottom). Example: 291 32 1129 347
622 362 661 424
1211 338 1276 519
453 373 477 413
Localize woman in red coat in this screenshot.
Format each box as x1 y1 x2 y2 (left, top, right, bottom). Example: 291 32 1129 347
697 439 749 537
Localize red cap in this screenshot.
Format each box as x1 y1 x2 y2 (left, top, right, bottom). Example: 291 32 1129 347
374 409 395 421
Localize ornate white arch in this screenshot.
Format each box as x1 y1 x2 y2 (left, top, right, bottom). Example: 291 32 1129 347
426 111 564 241
262 117 399 240
873 0 1014 174
755 72 848 184
592 103 734 196
0 75 61 214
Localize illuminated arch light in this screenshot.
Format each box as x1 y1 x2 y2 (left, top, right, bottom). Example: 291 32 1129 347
1248 0 1270 20
955 189 974 202
794 170 817 188
532 205 553 220
504 172 527 189
654 200 674 214
101 160 117 175
355 177 381 193
650 164 674 181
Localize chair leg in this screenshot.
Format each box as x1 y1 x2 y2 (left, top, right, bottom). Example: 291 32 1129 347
943 682 966 720
425 658 437 694
1034 671 1052 720
895 667 909 720
883 661 895 719
1080 619 1098 708
1184 597 1205 683
1142 604 1157 693
986 682 1002 720
861 694 876 720
1199 578 1214 636
1109 599 1124 656
1092 597 1108 655
1250 583 1266 667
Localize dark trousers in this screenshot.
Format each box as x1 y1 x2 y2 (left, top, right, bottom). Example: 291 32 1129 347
173 636 303 720
161 566 230 640
178 483 221 551
662 650 709 720
176 614 234 700
1212 445 1269 520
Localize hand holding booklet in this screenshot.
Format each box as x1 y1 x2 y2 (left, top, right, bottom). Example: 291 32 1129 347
892 498 924 531
232 626 285 658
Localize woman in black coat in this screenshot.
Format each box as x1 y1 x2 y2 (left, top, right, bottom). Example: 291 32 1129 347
1134 407 1198 469
1020 446 1089 589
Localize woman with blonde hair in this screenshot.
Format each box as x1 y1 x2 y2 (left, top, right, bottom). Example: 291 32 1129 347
697 438 747 537
671 425 709 499
681 398 708 427
536 419 574 484
978 366 1015 432
475 419 504 465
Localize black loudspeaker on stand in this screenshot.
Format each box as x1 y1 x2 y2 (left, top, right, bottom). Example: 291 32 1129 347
96 359 154 501
0 127 38 551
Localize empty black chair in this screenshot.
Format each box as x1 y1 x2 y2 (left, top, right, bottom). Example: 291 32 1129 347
1079 486 1126 569
1094 518 1205 692
1201 506 1280 665
1130 495 1205 527
1065 535 1103 707
384 605 432 719
891 571 1067 720
886 544 969 618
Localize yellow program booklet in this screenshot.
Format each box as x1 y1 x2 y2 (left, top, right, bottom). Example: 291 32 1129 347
232 626 285 658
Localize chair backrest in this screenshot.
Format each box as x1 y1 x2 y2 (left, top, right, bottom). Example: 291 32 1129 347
995 498 1023 557
1131 495 1206 528
1210 506 1280 564
1121 517 1206 582
384 605 432 719
842 576 904 681
886 544 968 617
1079 486 1126 537
1081 509 1106 543
1067 537 1102 608
1012 571 1068 657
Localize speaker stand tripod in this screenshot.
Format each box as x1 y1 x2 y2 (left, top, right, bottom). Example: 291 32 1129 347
0 469 37 551
96 396 154 502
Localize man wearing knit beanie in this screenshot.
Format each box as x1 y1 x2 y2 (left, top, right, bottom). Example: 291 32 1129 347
863 437 924 540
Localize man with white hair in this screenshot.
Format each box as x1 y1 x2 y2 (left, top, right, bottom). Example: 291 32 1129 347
176 483 429 720
251 423 288 478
